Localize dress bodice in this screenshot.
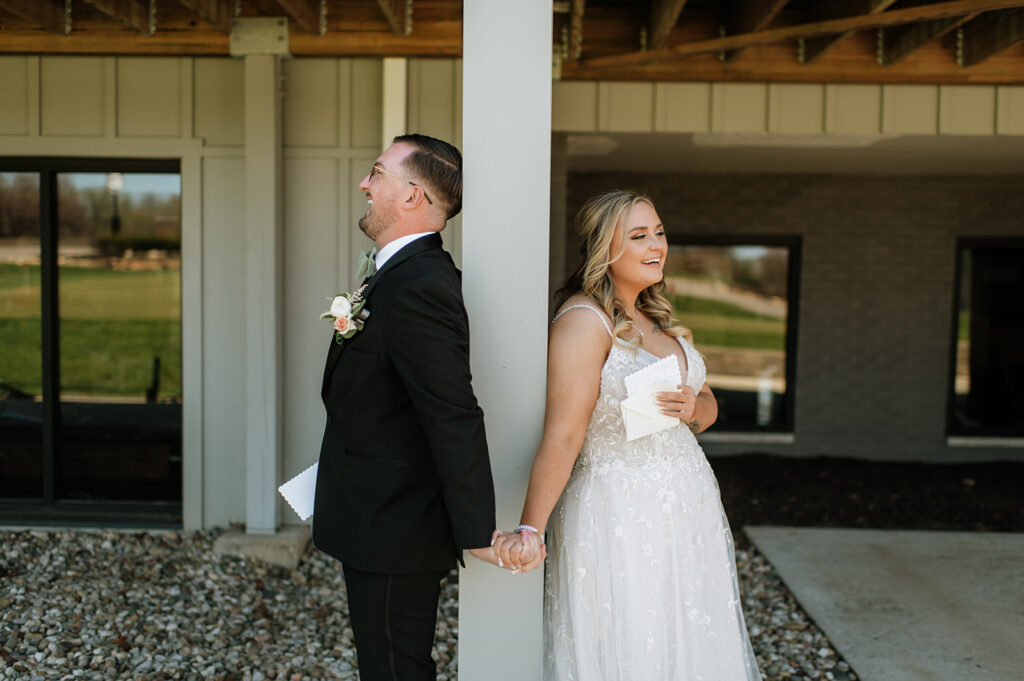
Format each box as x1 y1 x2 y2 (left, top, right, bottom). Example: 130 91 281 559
551 304 707 470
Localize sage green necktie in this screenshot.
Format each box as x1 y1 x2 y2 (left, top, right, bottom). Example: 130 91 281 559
356 247 378 280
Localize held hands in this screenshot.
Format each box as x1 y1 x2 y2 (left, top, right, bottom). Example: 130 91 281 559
469 528 546 574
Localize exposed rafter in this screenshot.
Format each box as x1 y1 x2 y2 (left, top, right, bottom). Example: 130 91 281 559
879 10 976 65
176 0 234 34
578 0 1024 70
82 0 150 34
0 0 67 34
376 0 412 37
800 0 899 66
268 0 325 36
649 0 689 49
569 0 585 60
958 7 1024 65
723 0 791 62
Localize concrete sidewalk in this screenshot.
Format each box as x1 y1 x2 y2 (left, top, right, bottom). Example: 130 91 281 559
746 527 1024 681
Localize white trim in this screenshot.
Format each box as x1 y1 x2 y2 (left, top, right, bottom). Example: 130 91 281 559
947 436 1024 449
698 431 796 445
180 152 204 530
381 57 407 151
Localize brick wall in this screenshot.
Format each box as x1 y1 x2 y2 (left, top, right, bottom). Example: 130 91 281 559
565 173 1024 462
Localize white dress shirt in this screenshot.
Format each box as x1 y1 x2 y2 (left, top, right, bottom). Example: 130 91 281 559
375 232 434 272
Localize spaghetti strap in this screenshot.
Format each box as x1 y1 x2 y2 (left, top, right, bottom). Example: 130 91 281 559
552 304 614 339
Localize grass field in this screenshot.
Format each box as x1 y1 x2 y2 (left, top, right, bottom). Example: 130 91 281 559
0 264 180 320
669 293 786 351
0 264 181 398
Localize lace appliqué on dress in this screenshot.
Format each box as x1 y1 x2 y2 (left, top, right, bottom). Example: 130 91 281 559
543 304 761 681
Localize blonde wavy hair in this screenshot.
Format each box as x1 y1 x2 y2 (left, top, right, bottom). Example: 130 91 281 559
557 189 691 345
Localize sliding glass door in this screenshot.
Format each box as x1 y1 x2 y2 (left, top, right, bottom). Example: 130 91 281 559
0 160 182 524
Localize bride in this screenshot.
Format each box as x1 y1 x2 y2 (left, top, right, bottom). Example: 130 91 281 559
495 190 761 680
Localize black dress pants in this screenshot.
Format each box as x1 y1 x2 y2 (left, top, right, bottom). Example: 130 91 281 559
342 564 449 681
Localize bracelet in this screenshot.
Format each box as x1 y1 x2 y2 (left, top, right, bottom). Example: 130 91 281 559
514 524 544 541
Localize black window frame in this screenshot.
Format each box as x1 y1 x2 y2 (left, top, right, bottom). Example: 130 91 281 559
946 237 1024 439
0 156 182 527
664 234 801 433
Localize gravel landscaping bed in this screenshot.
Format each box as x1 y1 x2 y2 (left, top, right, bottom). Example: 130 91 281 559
1 528 851 681
6 454 1019 681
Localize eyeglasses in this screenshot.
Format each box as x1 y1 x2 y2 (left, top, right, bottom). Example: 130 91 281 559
370 165 433 205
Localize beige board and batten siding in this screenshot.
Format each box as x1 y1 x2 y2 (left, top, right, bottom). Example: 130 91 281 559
0 55 393 530
552 80 1024 136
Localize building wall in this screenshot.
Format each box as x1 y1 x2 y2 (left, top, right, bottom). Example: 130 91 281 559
567 171 1024 462
0 55 390 528
553 81 1024 135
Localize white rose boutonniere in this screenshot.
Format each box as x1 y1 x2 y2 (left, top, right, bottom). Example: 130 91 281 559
319 284 370 345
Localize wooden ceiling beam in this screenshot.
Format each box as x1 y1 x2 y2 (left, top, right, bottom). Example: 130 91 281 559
375 0 412 37
569 0 585 60
176 0 234 34
879 11 976 65
800 0 899 65
268 0 325 36
958 8 1024 64
578 0 1024 70
723 0 791 62
0 0 66 34
649 0 689 49
81 0 150 34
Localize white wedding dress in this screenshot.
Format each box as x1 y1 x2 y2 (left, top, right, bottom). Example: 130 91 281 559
544 305 761 681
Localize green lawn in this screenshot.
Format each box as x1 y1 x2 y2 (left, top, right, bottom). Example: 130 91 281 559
668 293 786 351
0 317 181 399
0 262 182 398
0 264 180 320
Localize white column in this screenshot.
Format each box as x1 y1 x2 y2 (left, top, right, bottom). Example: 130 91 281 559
382 57 408 149
460 2 551 679
243 54 284 535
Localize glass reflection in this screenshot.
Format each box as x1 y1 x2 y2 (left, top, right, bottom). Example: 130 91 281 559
664 244 790 430
57 173 182 501
0 172 44 498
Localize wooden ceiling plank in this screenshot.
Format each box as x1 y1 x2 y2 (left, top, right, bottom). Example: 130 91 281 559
176 0 233 34
0 0 65 34
649 0 689 49
801 0 900 65
81 0 150 34
959 8 1024 64
268 0 324 35
579 0 1024 70
569 0 585 60
724 0 791 62
881 12 976 65
375 0 412 37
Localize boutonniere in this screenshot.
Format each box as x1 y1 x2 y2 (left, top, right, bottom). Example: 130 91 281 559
319 285 371 344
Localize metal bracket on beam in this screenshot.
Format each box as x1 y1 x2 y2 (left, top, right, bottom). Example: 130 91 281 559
230 17 291 56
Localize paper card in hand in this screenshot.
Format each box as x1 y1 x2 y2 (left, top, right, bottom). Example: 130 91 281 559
620 354 685 441
278 462 318 521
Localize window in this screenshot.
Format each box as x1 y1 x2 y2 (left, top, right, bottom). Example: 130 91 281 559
948 239 1024 437
663 238 800 432
0 159 182 523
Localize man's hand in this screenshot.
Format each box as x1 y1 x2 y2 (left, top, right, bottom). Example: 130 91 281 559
493 530 546 574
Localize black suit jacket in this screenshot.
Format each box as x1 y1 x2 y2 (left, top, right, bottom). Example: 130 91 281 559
312 232 496 573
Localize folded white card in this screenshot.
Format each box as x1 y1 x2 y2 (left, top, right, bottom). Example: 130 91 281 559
620 354 685 441
278 462 318 521
620 383 680 441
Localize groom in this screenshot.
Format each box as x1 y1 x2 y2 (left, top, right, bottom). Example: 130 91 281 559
313 134 500 681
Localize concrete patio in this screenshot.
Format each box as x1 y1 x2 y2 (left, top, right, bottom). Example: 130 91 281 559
747 527 1024 681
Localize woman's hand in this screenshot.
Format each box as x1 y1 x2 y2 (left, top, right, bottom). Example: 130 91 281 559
493 530 547 574
655 384 697 422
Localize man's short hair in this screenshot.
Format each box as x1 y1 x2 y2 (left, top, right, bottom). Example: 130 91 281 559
394 133 462 219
